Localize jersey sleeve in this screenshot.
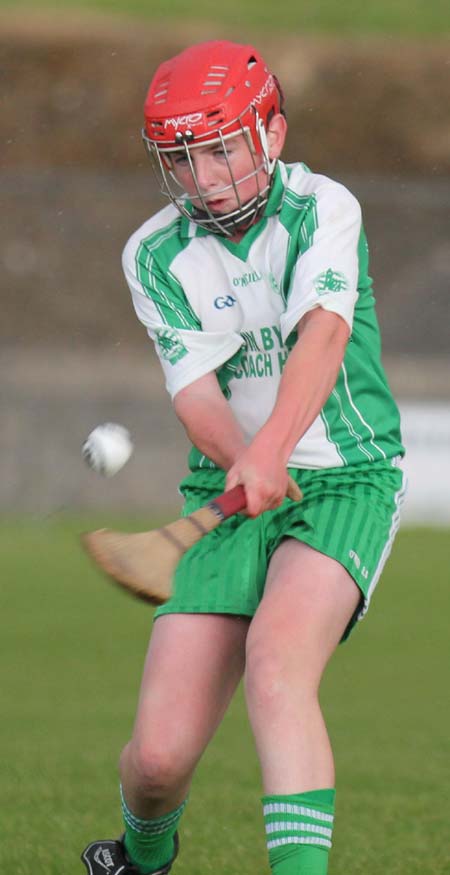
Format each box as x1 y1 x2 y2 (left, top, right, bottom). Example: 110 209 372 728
280 184 362 341
122 237 243 399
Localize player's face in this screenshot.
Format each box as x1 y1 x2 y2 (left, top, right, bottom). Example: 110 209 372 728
168 133 267 215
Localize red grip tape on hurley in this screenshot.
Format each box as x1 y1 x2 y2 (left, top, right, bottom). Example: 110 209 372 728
210 485 247 520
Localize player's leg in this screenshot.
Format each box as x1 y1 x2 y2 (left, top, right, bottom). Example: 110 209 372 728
83 612 248 875
245 539 360 875
120 611 248 813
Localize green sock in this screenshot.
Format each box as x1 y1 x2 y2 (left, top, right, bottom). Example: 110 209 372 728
120 785 187 874
263 789 336 875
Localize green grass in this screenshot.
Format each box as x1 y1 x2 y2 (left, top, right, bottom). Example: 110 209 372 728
1 518 449 873
1 0 449 36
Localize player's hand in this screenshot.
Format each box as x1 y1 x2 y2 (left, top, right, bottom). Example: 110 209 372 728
225 449 289 518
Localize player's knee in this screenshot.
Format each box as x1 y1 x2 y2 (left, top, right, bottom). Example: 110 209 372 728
120 738 186 798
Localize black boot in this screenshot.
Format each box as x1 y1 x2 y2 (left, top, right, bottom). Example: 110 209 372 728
81 833 179 875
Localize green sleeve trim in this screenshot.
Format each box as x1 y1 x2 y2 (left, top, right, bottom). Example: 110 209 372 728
135 219 201 330
278 192 318 303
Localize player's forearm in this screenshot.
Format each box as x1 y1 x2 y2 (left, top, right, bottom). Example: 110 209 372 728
253 310 350 463
174 383 246 471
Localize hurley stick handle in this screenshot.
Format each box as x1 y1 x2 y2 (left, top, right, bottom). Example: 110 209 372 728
208 475 302 521
209 485 247 520
286 475 303 502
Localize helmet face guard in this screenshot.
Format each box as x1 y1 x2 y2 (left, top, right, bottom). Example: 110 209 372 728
142 41 284 236
142 113 273 236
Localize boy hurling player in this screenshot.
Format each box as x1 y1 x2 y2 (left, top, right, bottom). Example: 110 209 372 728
82 40 406 875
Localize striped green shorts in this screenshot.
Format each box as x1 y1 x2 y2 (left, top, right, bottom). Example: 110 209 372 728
155 457 407 639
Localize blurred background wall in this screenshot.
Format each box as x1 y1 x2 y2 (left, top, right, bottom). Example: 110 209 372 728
1 8 449 520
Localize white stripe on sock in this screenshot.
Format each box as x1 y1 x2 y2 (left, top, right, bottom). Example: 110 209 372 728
265 821 332 839
263 802 334 824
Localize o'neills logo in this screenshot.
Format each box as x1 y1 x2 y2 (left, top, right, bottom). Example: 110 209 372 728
164 113 203 130
251 74 276 108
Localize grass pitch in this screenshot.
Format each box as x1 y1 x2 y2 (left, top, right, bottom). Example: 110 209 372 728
1 0 449 35
1 518 449 874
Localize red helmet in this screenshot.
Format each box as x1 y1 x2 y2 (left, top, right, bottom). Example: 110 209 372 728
144 40 283 152
142 41 285 235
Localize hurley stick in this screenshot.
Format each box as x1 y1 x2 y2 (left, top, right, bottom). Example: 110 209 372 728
82 477 302 604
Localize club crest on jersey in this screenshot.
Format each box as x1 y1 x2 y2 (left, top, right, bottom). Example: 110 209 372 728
314 269 349 295
155 327 188 364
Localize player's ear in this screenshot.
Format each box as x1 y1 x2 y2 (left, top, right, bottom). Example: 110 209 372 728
267 113 287 160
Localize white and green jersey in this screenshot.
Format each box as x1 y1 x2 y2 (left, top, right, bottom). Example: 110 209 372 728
122 161 403 471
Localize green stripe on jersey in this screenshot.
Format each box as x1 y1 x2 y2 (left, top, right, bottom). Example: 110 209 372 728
313 224 402 465
278 191 319 303
135 218 201 330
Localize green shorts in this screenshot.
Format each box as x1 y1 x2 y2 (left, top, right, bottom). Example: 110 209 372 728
155 457 407 639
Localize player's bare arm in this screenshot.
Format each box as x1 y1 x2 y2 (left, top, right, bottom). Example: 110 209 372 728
173 371 247 471
226 308 350 516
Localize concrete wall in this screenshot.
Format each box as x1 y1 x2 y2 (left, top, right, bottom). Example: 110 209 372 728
2 347 449 523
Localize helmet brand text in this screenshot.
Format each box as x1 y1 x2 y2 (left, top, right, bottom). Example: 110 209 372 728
164 113 203 130
250 75 276 109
